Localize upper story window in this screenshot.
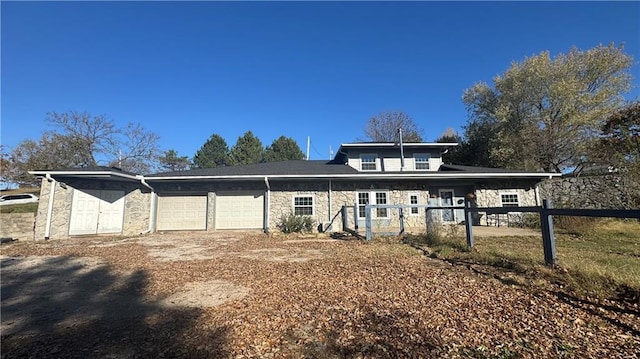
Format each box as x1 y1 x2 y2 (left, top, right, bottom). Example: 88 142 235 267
360 154 378 171
414 153 430 170
500 193 519 207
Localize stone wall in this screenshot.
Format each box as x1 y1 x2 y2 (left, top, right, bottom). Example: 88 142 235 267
0 213 36 241
35 177 151 240
538 174 638 209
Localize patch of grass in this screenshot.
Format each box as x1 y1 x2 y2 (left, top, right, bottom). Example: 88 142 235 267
0 203 39 213
0 187 40 196
408 219 640 302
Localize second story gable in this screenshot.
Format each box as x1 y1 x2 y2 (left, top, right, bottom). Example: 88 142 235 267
333 142 458 172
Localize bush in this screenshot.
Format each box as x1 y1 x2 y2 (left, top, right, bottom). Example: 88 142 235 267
555 216 599 236
277 213 315 234
513 213 541 229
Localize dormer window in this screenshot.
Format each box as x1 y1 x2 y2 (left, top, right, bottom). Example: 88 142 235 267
414 153 430 170
360 154 377 171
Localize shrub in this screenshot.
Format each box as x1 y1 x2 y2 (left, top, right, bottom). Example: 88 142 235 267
555 216 599 236
277 213 315 234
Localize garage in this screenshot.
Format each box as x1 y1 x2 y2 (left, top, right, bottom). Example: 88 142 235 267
69 189 125 236
215 191 264 229
156 195 207 231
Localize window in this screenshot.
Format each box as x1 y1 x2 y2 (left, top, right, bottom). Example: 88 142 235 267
500 193 519 207
358 192 369 218
293 196 314 215
414 153 430 170
357 190 388 218
409 194 419 215
360 154 377 171
375 192 388 218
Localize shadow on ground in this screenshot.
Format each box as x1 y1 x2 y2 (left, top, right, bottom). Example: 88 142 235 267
1 256 228 358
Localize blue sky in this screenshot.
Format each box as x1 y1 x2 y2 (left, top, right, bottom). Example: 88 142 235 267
2 1 639 163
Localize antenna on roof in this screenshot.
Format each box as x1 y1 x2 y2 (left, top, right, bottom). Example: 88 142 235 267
329 145 333 160
306 136 310 161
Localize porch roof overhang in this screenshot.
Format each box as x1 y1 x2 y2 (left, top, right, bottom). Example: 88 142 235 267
29 168 141 182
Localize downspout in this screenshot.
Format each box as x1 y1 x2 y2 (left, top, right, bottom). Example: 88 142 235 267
534 184 541 206
328 179 332 231
264 177 270 234
138 176 156 234
44 174 56 240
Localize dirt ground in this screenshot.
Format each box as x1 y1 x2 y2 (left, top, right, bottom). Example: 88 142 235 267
1 231 638 358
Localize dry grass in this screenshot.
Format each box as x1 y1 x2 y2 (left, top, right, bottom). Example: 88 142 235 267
409 219 640 301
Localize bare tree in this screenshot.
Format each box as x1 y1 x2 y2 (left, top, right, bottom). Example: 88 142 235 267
362 111 423 142
4 112 161 185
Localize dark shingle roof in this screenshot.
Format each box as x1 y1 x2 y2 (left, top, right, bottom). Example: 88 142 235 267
438 164 534 173
33 166 140 176
146 160 358 177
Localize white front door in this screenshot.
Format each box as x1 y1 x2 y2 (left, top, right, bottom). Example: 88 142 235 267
69 189 125 235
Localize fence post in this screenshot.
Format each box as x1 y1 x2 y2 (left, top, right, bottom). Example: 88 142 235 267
341 206 347 232
540 199 557 267
354 204 359 231
399 208 405 234
465 199 474 248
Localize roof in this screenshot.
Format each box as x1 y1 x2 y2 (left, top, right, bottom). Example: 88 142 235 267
438 164 536 173
30 160 560 182
29 166 140 181
339 142 458 149
146 160 358 178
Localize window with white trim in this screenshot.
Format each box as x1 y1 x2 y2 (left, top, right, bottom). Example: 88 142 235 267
293 196 314 215
375 192 388 218
414 153 430 170
357 190 389 218
360 154 377 171
500 193 519 207
409 194 419 215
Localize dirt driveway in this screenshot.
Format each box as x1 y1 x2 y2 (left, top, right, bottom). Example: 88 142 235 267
1 232 638 358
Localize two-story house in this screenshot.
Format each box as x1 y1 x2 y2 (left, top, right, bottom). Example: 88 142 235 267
30 142 559 239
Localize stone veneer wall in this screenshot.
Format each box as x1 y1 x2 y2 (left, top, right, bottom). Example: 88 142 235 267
34 178 151 240
538 174 638 209
474 181 538 226
0 213 36 241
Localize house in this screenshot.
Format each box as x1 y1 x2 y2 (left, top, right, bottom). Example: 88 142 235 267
30 142 559 240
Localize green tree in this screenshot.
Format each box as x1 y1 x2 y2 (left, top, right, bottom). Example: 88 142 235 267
263 136 304 162
192 134 230 168
592 101 640 207
158 149 191 172
362 111 423 142
229 131 264 165
434 128 466 165
462 44 633 172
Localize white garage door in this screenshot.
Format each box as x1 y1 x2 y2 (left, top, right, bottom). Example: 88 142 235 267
215 192 264 229
69 189 125 236
156 195 207 231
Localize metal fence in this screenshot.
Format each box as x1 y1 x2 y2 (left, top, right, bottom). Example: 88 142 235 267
343 200 640 266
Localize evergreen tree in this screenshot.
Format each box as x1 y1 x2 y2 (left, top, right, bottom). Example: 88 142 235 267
192 134 230 168
263 136 304 162
229 131 264 165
